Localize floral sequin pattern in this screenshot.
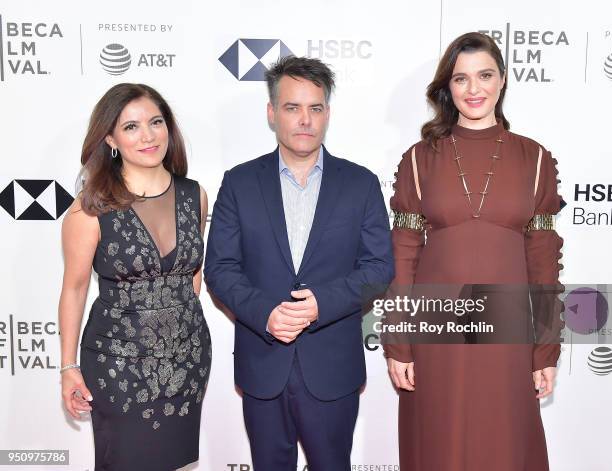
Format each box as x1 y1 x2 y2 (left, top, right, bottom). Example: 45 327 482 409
83 177 211 429
174 189 204 271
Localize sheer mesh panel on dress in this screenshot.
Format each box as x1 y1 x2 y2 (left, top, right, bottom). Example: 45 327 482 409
131 176 177 272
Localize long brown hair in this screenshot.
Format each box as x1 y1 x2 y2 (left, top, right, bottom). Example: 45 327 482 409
79 83 187 215
421 32 509 149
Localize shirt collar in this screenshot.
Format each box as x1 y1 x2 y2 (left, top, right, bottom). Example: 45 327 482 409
278 146 324 175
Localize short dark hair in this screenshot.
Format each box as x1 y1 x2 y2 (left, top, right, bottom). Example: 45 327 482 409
265 55 335 107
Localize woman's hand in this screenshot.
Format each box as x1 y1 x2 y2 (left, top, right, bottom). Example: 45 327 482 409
387 358 416 391
533 366 556 399
62 368 93 418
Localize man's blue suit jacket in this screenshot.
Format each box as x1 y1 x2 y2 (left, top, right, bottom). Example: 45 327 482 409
204 146 394 401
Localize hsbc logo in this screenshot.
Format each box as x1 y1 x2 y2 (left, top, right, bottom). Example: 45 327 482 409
0 179 73 220
218 38 293 81
219 38 374 85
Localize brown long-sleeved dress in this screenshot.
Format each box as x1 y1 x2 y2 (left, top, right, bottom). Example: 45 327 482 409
384 121 564 471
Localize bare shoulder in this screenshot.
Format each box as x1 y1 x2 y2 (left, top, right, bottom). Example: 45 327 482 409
61 196 99 275
62 196 100 241
198 184 208 200
198 184 209 229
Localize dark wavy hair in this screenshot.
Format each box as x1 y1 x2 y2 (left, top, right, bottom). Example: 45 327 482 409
78 83 187 216
421 32 509 149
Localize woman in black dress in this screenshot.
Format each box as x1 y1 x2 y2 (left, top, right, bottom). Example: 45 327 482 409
58 83 211 470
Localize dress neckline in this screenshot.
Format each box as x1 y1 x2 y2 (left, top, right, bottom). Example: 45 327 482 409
141 174 174 199
451 120 504 140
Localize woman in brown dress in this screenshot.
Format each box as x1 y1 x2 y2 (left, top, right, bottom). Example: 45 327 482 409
384 32 564 470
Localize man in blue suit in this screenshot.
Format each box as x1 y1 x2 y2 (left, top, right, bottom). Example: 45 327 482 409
205 56 394 470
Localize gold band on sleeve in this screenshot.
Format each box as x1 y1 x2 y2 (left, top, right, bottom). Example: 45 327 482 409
527 214 555 231
393 210 425 231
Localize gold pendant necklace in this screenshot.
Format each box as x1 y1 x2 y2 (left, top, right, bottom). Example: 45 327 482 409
450 135 504 218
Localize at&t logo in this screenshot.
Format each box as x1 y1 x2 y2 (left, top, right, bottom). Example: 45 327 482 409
604 52 612 80
587 346 612 376
99 42 175 76
100 43 131 75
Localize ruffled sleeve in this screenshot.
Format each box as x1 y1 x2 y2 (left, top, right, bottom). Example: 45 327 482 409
525 149 565 371
382 146 426 363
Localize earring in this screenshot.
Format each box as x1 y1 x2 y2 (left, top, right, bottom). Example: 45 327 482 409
111 148 118 159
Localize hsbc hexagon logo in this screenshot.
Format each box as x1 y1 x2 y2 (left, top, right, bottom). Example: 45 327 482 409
0 180 73 220
219 38 293 81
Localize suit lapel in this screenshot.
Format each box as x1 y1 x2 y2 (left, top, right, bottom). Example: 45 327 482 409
257 150 296 276
297 147 344 276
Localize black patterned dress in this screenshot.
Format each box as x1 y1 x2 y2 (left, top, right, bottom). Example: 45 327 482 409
80 175 211 471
